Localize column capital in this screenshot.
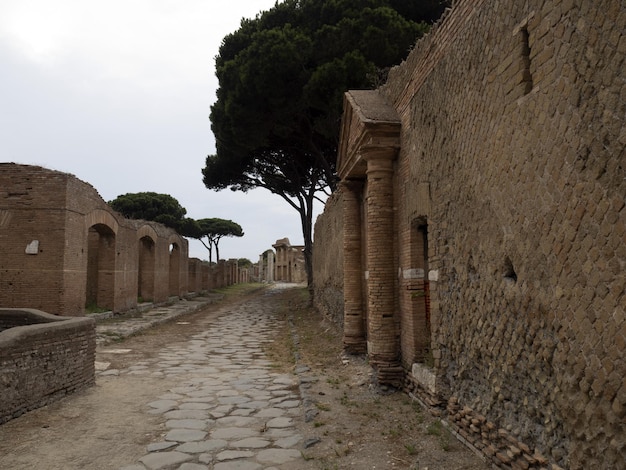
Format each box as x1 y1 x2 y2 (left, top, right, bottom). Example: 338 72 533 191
339 179 364 194
363 150 396 176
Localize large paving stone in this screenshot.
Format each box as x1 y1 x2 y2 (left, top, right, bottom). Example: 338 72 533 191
213 460 262 470
147 399 178 409
256 448 302 465
216 416 257 427
176 440 228 453
179 463 209 470
139 451 192 469
255 408 285 418
146 441 177 452
165 429 207 442
179 402 214 410
274 400 300 409
266 417 293 428
216 450 254 461
165 419 207 430
211 427 259 440
164 409 209 420
229 437 271 449
274 434 303 448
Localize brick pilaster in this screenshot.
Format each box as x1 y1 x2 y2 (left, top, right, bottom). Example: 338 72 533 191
341 180 367 354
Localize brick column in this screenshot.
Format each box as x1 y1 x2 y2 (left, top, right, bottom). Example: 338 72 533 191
364 151 402 385
341 180 367 354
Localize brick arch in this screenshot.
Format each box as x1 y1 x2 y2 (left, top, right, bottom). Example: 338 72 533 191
168 234 184 297
85 223 116 312
84 209 119 235
137 224 158 303
84 210 119 312
137 224 158 241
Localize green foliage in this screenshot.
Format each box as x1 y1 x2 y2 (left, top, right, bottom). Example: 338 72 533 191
404 442 418 455
108 192 187 230
426 420 452 451
205 0 437 193
85 302 110 314
203 0 448 287
183 217 244 263
238 258 253 268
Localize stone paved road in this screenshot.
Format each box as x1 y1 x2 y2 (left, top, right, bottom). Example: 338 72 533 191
100 285 315 470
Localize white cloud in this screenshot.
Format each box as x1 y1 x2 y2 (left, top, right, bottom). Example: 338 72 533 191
0 0 323 263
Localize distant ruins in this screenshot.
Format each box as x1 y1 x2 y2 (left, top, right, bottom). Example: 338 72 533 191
313 0 625 468
255 238 306 284
273 237 306 284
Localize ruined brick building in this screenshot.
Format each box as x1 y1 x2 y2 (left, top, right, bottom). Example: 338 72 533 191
313 0 625 468
0 163 247 423
273 237 306 283
0 163 238 316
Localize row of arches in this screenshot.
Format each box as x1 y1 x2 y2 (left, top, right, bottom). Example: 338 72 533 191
85 221 185 313
0 164 234 318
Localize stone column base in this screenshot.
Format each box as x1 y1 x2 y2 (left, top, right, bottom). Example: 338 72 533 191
371 360 404 388
343 337 367 355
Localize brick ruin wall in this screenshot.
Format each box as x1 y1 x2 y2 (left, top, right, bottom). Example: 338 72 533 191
0 163 239 317
314 0 625 468
0 164 244 423
313 190 344 325
0 309 96 424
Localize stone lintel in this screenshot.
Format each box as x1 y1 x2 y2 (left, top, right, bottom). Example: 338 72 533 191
337 90 401 180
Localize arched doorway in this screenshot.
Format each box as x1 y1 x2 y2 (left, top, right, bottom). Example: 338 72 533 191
168 242 180 297
85 223 116 311
138 236 155 302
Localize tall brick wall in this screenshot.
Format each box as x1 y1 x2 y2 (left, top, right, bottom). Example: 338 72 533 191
315 0 625 468
312 191 345 325
0 309 95 424
0 167 70 313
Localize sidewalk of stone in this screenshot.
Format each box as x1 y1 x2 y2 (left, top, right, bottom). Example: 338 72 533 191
94 294 224 346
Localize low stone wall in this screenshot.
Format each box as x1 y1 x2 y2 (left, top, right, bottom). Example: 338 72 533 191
0 309 96 424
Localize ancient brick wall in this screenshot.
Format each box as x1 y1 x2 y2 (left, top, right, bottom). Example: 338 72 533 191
0 163 197 316
312 191 344 325
315 0 625 468
0 166 70 314
0 309 95 424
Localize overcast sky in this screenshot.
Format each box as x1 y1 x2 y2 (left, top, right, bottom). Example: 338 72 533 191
0 0 324 262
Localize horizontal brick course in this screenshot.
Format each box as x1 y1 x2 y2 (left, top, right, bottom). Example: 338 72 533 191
0 309 95 424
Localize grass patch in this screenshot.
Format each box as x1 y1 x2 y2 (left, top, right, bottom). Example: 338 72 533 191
426 420 452 451
339 392 357 407
211 282 266 295
405 443 418 455
315 402 331 411
85 303 110 314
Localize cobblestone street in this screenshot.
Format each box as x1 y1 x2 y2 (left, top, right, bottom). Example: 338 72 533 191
107 285 312 470
0 284 488 470
0 285 316 470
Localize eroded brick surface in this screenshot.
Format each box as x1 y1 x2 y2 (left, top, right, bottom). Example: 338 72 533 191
315 1 625 468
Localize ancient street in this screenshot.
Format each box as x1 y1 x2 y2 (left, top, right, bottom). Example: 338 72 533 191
0 284 488 470
0 285 315 470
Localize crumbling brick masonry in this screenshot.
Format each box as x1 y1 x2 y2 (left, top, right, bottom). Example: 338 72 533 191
314 0 625 468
